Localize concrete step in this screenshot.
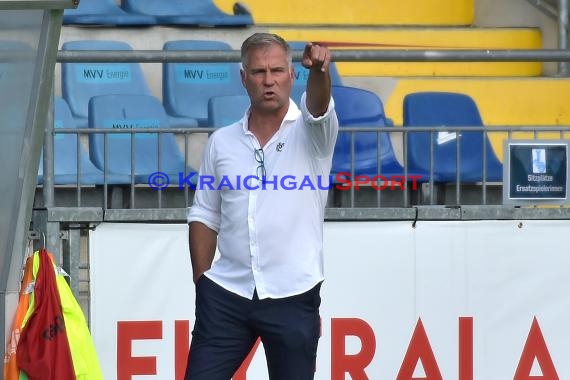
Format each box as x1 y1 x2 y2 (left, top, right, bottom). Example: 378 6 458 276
272 27 542 77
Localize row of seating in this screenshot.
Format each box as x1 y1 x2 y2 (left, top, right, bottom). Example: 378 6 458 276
39 89 503 186
60 40 343 129
63 0 253 27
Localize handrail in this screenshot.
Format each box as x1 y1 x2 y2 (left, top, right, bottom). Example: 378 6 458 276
56 48 570 63
53 125 570 134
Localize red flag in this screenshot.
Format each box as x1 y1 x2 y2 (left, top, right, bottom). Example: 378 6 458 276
16 248 75 380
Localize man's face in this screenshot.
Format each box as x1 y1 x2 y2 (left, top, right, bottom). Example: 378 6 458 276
241 43 294 115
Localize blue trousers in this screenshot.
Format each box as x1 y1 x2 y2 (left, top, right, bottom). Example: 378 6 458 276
185 276 322 380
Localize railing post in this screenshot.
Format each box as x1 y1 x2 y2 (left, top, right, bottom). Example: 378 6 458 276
559 0 569 75
43 92 55 208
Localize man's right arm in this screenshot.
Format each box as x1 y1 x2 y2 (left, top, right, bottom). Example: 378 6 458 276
187 135 221 284
189 221 217 284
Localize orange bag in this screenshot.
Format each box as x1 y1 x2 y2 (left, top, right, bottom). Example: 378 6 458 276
3 255 34 380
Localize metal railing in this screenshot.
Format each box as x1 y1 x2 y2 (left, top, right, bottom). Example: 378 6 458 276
39 124 570 210
37 47 570 222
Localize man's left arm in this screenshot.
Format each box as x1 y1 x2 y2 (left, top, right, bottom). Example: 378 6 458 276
300 42 339 158
303 42 332 117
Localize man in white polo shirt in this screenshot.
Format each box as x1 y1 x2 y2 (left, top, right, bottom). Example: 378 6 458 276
185 32 338 380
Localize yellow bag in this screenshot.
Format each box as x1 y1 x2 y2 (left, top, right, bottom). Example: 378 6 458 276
54 261 103 379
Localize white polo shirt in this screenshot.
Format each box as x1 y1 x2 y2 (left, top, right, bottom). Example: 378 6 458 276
187 94 338 299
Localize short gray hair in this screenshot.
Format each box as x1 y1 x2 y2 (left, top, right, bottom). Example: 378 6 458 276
240 33 292 70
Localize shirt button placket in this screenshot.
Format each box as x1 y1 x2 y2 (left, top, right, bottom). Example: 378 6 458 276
248 179 261 285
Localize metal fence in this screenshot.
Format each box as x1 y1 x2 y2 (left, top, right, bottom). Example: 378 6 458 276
38 125 570 211
36 47 570 236
42 47 570 215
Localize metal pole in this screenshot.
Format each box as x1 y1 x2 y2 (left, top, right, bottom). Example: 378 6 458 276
62 225 81 298
559 0 569 75
56 48 570 63
43 92 55 207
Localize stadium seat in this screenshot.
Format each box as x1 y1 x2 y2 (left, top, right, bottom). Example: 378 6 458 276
37 97 131 185
330 85 426 181
289 42 343 105
208 95 250 128
121 0 253 27
61 40 154 128
63 0 156 26
88 94 192 184
403 91 503 183
163 40 245 127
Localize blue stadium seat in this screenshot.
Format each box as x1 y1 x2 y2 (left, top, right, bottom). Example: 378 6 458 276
289 42 343 105
331 85 426 181
403 91 503 183
88 94 191 184
63 0 156 26
37 97 131 185
208 95 250 128
122 0 253 27
163 40 245 127
61 40 153 128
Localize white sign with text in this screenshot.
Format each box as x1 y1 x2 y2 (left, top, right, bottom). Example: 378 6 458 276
90 220 570 380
